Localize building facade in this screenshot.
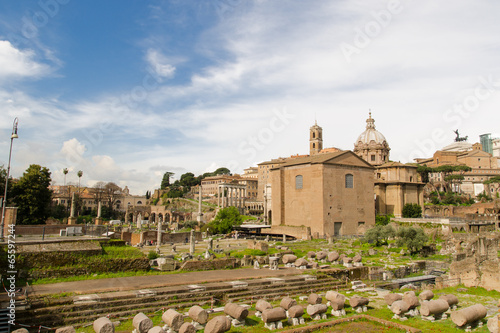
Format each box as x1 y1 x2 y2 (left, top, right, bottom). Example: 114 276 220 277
271 151 375 237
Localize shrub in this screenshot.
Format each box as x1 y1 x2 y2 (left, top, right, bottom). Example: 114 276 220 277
147 251 159 260
402 203 422 218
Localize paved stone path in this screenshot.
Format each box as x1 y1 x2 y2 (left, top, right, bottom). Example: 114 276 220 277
29 267 304 296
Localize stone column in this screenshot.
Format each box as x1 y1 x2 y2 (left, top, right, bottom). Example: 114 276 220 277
197 188 204 223
95 201 103 225
67 193 77 225
136 213 142 229
217 186 220 207
190 229 195 254
156 218 162 253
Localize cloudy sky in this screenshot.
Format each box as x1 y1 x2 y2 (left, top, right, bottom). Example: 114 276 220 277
1 1 500 195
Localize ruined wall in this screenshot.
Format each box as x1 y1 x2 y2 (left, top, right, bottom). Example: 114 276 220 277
122 231 202 245
179 258 239 271
267 225 311 240
480 260 500 291
449 257 482 287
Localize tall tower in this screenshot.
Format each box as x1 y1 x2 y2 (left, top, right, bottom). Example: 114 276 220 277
310 121 323 155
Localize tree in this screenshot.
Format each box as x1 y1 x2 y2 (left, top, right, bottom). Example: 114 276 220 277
77 170 83 190
213 167 231 176
104 182 122 211
11 164 52 225
63 168 68 186
402 203 422 218
161 172 174 190
145 191 151 199
206 206 243 234
364 225 395 246
396 226 427 254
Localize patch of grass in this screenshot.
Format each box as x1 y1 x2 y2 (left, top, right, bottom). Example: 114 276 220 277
101 245 145 259
230 249 267 258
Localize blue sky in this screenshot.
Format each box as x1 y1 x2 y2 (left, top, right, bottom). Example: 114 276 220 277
1 0 500 194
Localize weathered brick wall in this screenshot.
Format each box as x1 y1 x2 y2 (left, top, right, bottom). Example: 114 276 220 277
122 231 202 245
179 258 239 271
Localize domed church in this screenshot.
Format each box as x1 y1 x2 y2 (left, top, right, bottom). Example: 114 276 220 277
353 113 424 218
353 112 390 166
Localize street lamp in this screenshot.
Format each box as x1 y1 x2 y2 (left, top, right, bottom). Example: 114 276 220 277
1 117 19 241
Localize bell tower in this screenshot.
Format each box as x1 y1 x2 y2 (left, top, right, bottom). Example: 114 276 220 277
310 121 323 155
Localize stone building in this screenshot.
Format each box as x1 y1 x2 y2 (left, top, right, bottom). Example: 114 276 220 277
270 150 375 237
374 162 425 217
416 140 500 196
353 113 425 217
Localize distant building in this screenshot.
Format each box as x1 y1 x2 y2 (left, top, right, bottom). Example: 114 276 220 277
416 139 500 196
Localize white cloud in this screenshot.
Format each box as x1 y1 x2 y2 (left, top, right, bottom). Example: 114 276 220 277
0 40 50 80
146 49 176 79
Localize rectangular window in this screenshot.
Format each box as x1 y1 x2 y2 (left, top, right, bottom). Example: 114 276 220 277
295 175 303 189
371 155 376 161
345 174 354 188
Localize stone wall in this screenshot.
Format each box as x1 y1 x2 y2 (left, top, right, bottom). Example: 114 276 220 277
29 258 150 279
266 225 311 240
121 231 202 245
179 258 239 271
449 257 482 287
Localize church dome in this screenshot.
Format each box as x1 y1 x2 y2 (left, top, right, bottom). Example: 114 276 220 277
355 113 387 145
353 112 390 166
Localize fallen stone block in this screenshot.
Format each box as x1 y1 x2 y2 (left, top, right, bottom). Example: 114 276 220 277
55 327 76 333
307 304 328 320
419 290 434 301
282 254 297 264
93 317 115 333
280 297 297 310
308 293 323 305
349 295 369 308
204 316 231 333
316 251 327 260
178 322 196 333
307 251 316 258
451 304 487 327
133 313 153 333
288 305 304 318
262 307 287 323
162 309 184 331
294 258 308 268
390 300 410 315
439 294 459 308
420 299 449 317
224 302 249 322
325 290 346 303
402 294 419 309
384 293 402 306
255 299 272 317
328 251 339 262
329 298 345 311
148 327 165 333
487 314 498 333
189 305 208 325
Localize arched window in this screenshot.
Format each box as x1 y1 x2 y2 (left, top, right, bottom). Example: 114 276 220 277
137 201 143 205
313 132 316 138
345 174 353 188
295 175 303 189
313 143 315 148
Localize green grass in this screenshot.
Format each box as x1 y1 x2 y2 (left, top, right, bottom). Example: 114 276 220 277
101 246 145 259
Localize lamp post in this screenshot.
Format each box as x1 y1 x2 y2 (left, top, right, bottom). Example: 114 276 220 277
1 117 19 241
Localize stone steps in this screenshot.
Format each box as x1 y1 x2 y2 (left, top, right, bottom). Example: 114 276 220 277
18 273 347 328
